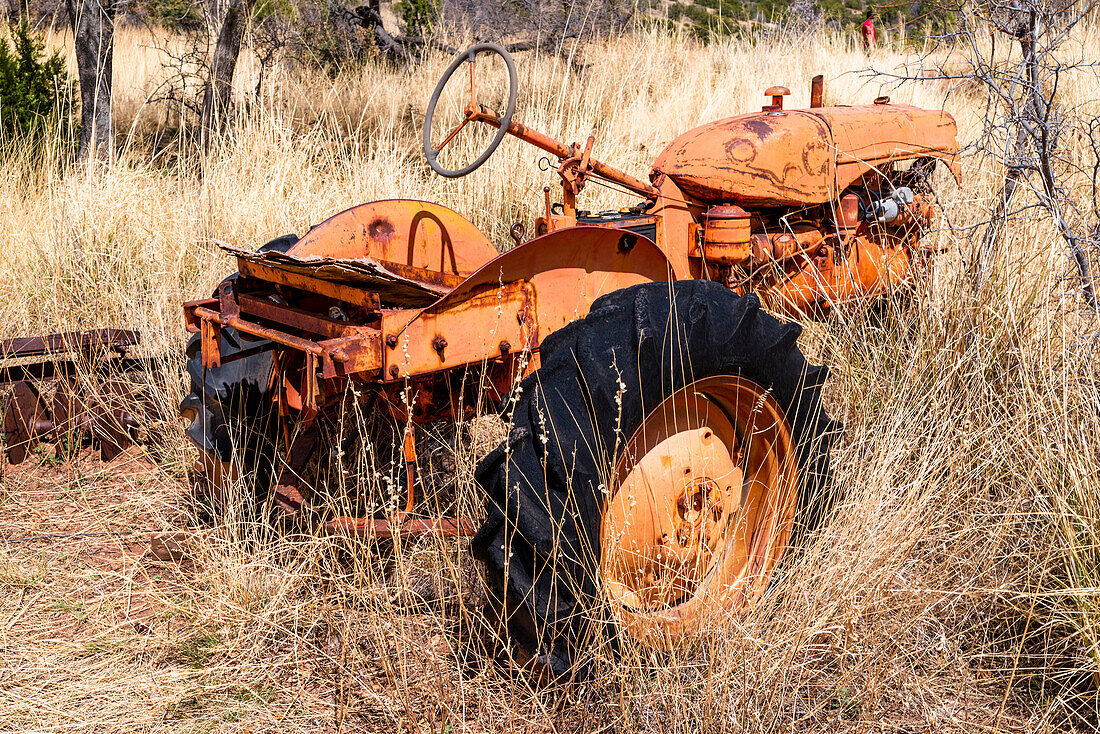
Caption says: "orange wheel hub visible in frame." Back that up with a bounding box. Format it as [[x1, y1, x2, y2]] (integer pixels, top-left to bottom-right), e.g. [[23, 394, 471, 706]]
[[600, 375, 799, 646]]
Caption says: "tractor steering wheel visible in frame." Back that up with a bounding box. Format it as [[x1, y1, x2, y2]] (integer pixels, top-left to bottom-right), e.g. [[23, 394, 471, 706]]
[[423, 43, 518, 179]]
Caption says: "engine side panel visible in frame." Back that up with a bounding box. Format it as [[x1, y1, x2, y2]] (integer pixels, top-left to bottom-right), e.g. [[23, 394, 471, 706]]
[[822, 105, 961, 189], [653, 112, 834, 207]]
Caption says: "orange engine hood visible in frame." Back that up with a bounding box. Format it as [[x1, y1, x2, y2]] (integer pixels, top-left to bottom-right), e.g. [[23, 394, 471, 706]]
[[651, 104, 960, 207]]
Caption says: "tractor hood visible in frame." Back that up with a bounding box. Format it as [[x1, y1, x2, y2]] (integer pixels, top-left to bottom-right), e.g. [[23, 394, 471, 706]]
[[652, 104, 960, 207]]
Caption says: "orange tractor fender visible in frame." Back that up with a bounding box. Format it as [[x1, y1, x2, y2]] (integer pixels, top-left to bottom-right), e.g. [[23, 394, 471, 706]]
[[288, 199, 499, 276], [382, 225, 676, 380]]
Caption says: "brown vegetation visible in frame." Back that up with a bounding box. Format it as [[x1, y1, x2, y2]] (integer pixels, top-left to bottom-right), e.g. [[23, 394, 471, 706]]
[[0, 25, 1098, 731]]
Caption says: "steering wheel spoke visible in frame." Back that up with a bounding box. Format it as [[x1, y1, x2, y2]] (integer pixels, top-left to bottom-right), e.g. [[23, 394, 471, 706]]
[[423, 43, 518, 178], [468, 57, 477, 108], [435, 115, 471, 154]]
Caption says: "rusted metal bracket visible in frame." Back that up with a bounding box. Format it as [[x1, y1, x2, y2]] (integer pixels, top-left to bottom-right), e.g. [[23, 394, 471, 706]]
[[0, 330, 140, 360], [323, 515, 478, 539], [272, 422, 321, 517], [399, 425, 417, 519], [269, 416, 477, 540], [185, 300, 382, 417]]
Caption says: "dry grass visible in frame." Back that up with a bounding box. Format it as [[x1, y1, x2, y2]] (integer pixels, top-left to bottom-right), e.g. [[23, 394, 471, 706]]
[[0, 22, 1098, 733]]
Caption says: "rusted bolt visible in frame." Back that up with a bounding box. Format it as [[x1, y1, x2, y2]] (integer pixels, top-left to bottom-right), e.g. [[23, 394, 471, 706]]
[[679, 491, 706, 513], [432, 336, 447, 354], [499, 340, 511, 355], [330, 348, 348, 362], [389, 365, 399, 378], [385, 334, 398, 349]]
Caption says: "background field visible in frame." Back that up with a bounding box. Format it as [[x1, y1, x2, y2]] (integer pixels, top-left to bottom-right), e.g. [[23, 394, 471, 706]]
[[1, 21, 1099, 733]]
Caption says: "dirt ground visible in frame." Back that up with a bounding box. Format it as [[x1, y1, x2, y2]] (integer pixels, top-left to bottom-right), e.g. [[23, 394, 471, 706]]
[[0, 449, 444, 732], [0, 446, 1051, 733]]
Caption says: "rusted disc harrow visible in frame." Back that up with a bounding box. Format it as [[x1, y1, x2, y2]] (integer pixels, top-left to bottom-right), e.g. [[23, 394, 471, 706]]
[[1, 330, 154, 464]]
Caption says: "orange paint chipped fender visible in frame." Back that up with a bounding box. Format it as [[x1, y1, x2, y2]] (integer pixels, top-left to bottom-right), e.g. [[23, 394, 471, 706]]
[[289, 199, 499, 275], [384, 225, 675, 379]]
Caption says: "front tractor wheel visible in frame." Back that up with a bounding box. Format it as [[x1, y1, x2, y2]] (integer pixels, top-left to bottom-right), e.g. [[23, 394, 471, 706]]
[[473, 281, 837, 679]]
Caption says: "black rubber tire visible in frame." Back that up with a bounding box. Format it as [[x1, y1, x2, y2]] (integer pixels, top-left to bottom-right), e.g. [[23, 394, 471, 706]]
[[181, 234, 297, 508], [471, 280, 839, 680]]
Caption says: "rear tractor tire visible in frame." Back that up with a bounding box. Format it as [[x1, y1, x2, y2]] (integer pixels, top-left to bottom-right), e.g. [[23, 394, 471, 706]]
[[179, 234, 299, 514], [473, 280, 838, 679]]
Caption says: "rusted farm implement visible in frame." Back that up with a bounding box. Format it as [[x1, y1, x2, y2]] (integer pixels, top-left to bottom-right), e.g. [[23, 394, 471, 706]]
[[2, 330, 152, 465], [180, 44, 959, 676]]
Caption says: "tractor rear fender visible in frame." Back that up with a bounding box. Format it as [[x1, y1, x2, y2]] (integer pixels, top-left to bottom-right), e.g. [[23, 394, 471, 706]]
[[380, 226, 675, 379], [288, 200, 499, 276]]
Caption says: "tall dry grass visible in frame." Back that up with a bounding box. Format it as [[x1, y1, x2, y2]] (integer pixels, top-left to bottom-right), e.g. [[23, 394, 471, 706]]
[[0, 22, 1098, 732]]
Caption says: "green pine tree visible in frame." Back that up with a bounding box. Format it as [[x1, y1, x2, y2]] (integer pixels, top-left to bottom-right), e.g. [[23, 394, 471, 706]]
[[0, 17, 72, 141]]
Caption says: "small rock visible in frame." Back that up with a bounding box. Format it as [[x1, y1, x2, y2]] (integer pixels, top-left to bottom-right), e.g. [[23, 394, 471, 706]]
[[148, 532, 189, 562]]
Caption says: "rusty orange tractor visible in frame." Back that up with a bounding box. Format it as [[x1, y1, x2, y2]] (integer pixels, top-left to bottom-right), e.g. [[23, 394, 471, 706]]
[[181, 44, 959, 677]]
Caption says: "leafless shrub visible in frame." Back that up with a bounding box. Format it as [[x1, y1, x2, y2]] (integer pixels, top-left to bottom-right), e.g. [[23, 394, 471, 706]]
[[139, 25, 210, 147], [877, 0, 1100, 312], [777, 0, 826, 39]]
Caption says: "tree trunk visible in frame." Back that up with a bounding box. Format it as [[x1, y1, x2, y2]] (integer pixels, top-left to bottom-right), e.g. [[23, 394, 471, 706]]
[[200, 0, 252, 144], [68, 0, 114, 162]]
